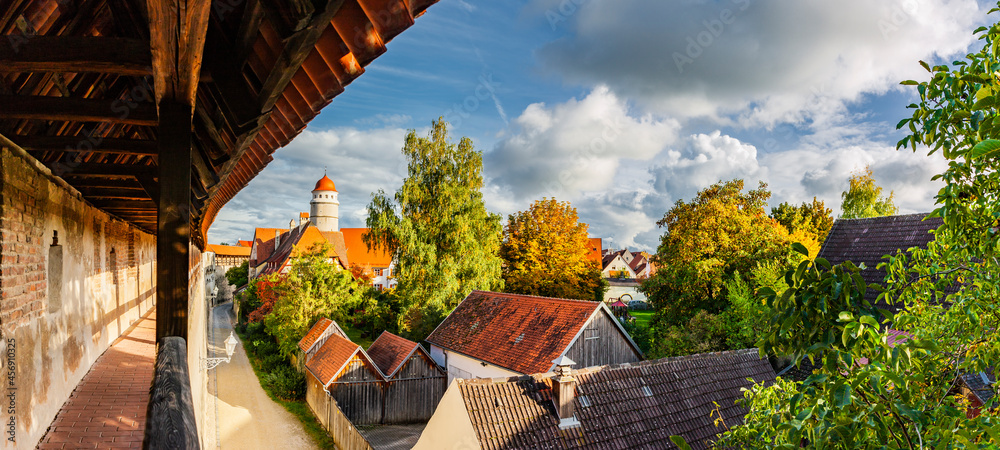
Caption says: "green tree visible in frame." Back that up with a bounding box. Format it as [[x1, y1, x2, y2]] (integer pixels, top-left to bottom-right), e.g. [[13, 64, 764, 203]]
[[641, 179, 794, 328], [365, 119, 503, 340], [715, 7, 1000, 447], [500, 198, 606, 301], [771, 197, 835, 245], [840, 166, 898, 219], [226, 260, 249, 287], [265, 242, 364, 358]]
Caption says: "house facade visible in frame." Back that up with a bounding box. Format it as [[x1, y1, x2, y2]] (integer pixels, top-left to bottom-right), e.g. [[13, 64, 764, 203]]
[[426, 291, 643, 382], [205, 243, 250, 272]]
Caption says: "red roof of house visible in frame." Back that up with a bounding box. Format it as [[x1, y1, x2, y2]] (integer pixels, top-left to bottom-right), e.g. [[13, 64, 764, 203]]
[[258, 226, 349, 276], [237, 240, 253, 248], [251, 227, 289, 265], [367, 331, 420, 377], [298, 318, 333, 353], [206, 244, 251, 257], [306, 333, 361, 386], [426, 291, 602, 374], [587, 238, 603, 263], [341, 228, 393, 268], [314, 175, 338, 192]]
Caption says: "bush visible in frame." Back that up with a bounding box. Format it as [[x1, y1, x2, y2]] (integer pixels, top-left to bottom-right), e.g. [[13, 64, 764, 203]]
[[263, 365, 306, 400], [622, 319, 652, 353]]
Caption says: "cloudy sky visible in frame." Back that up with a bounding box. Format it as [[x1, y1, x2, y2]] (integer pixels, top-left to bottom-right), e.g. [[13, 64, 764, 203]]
[[208, 0, 989, 251]]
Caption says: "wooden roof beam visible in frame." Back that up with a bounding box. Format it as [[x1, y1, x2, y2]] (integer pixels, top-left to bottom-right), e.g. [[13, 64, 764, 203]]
[[0, 37, 153, 76], [0, 95, 158, 126], [147, 0, 211, 107], [52, 162, 155, 178], [12, 135, 158, 156]]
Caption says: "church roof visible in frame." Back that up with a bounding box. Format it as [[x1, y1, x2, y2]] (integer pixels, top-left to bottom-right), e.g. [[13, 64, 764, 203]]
[[314, 175, 338, 192]]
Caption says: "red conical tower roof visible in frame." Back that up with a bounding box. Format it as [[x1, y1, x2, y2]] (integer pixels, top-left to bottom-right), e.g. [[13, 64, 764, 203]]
[[313, 174, 337, 192]]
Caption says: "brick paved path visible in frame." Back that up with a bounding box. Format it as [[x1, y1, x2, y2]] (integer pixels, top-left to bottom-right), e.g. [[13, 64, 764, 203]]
[[37, 309, 156, 449]]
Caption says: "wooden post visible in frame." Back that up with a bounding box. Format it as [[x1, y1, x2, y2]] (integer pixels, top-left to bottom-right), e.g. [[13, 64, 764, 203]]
[[156, 101, 192, 341]]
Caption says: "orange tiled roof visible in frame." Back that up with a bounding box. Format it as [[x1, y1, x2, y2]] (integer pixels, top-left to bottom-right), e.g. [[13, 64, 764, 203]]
[[237, 240, 253, 248], [306, 333, 361, 386], [341, 228, 392, 268], [367, 331, 420, 377], [298, 318, 333, 353], [299, 212, 310, 220], [251, 227, 289, 265], [426, 291, 601, 374], [258, 226, 350, 276], [587, 238, 603, 263], [206, 244, 251, 257]]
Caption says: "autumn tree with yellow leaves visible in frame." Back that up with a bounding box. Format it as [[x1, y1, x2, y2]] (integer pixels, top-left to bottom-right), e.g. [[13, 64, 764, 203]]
[[499, 198, 607, 302]]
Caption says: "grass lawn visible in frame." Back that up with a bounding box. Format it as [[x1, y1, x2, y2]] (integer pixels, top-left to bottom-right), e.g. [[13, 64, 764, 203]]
[[629, 310, 654, 328], [341, 323, 375, 349]]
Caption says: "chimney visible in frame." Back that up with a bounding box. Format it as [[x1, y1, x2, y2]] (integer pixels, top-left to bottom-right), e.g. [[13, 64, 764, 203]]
[[289, 219, 295, 229], [274, 230, 280, 248], [299, 212, 309, 227], [551, 356, 580, 429]]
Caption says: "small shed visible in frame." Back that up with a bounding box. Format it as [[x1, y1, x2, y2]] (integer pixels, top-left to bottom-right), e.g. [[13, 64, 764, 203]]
[[305, 333, 384, 425], [294, 318, 348, 372], [367, 331, 446, 423]]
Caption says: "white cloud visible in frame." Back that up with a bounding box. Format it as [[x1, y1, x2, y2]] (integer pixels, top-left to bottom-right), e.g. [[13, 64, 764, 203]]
[[533, 0, 981, 127], [484, 86, 680, 201]]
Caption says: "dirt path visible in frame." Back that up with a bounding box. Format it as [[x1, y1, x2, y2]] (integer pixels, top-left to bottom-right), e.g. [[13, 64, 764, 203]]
[[205, 303, 317, 450]]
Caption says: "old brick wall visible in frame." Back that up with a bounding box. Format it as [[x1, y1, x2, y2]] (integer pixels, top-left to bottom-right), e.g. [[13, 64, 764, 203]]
[[0, 145, 156, 448]]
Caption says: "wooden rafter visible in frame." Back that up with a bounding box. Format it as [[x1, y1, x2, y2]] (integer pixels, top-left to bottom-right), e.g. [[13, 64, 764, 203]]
[[13, 135, 158, 156], [0, 95, 158, 126], [0, 36, 152, 75], [146, 0, 211, 107]]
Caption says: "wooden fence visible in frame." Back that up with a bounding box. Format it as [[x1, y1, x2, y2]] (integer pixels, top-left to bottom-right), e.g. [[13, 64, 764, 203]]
[[307, 376, 373, 450]]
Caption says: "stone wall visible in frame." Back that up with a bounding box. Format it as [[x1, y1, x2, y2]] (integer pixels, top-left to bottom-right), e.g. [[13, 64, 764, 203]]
[[0, 145, 156, 448]]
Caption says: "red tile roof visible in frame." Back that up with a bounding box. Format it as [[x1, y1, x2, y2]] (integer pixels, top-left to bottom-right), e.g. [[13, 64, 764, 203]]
[[237, 240, 253, 248], [587, 238, 602, 263], [206, 244, 251, 257], [341, 228, 393, 268], [258, 226, 350, 276], [306, 333, 362, 386], [299, 318, 334, 353], [251, 227, 289, 266], [456, 348, 775, 450], [426, 291, 602, 374], [367, 331, 420, 377]]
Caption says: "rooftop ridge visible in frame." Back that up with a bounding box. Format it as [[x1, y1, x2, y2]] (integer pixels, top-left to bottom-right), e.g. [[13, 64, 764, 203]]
[[468, 289, 604, 307]]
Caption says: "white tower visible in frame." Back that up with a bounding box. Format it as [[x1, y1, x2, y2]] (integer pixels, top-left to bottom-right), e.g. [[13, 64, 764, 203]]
[[310, 174, 339, 232]]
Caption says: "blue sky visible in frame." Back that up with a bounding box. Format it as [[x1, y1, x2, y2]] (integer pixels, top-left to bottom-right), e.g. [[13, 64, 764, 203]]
[[209, 0, 990, 251]]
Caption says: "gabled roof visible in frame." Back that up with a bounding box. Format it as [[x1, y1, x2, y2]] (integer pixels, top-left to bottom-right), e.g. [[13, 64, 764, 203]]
[[305, 333, 364, 386], [206, 244, 251, 257], [298, 318, 334, 353], [818, 213, 942, 312], [367, 331, 422, 377], [251, 227, 290, 265], [426, 291, 612, 374], [258, 226, 349, 276], [455, 348, 775, 450], [341, 228, 393, 267], [237, 240, 253, 248]]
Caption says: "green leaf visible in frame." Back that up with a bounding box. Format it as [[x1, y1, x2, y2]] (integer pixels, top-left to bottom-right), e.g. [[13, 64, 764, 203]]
[[669, 435, 693, 450], [976, 86, 994, 102], [833, 383, 852, 408], [919, 60, 931, 72], [860, 315, 879, 327], [971, 139, 1000, 159], [791, 242, 809, 256], [838, 311, 854, 322], [900, 80, 919, 86]]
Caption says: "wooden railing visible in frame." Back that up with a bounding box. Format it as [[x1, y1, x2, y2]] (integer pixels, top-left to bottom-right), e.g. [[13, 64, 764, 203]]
[[144, 337, 200, 449]]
